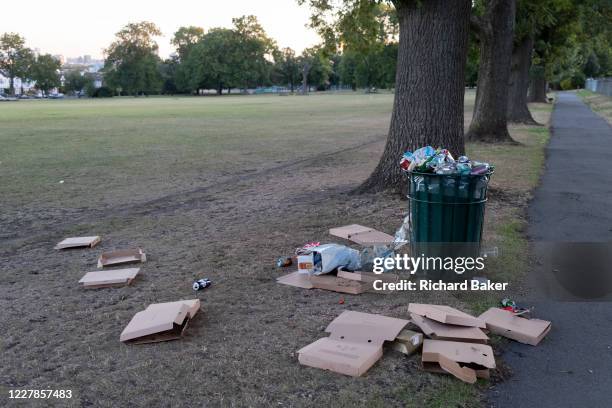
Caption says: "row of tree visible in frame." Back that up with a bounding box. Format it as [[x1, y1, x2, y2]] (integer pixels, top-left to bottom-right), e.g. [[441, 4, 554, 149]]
[[100, 16, 398, 96], [0, 33, 64, 96], [297, 0, 612, 192]]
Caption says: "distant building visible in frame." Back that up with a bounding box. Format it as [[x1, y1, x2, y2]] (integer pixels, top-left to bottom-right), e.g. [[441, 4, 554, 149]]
[[0, 75, 36, 94]]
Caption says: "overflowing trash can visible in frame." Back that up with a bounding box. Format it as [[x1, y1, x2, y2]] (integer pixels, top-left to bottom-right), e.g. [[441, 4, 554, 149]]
[[400, 146, 493, 266]]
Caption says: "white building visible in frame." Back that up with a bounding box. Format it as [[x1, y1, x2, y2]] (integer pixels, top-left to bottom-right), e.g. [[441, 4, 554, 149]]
[[0, 75, 36, 94]]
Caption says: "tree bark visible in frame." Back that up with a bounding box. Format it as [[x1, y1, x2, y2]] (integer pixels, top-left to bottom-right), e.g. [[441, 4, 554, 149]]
[[507, 32, 538, 124], [466, 0, 516, 143], [528, 65, 547, 102], [358, 0, 471, 193], [9, 76, 15, 96]]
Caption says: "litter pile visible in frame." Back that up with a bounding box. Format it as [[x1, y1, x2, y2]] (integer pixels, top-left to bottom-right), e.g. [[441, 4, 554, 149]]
[[56, 235, 202, 343], [276, 224, 401, 294], [400, 146, 493, 176], [297, 303, 551, 383]]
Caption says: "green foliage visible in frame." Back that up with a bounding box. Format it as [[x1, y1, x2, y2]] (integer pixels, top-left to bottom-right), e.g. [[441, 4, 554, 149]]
[[90, 86, 114, 97], [299, 46, 333, 90], [560, 77, 574, 90], [63, 70, 94, 95], [31, 54, 61, 95], [0, 32, 35, 94], [177, 16, 276, 93], [339, 43, 397, 89], [103, 21, 163, 95], [273, 47, 301, 91], [171, 26, 205, 61]]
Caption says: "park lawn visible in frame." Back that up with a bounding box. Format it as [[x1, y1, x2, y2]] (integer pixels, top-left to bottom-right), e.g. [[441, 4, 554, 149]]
[[0, 91, 550, 407]]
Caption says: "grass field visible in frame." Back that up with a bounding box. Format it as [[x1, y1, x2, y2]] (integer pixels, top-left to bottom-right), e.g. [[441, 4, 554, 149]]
[[0, 92, 551, 407]]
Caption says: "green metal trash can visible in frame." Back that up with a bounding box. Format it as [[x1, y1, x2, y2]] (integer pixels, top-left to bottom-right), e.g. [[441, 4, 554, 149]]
[[408, 170, 493, 262]]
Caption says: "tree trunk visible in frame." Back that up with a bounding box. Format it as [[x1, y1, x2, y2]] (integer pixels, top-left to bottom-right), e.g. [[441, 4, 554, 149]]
[[466, 0, 516, 143], [301, 63, 310, 95], [217, 82, 223, 95], [9, 76, 15, 96], [507, 32, 538, 124], [358, 0, 471, 193], [528, 65, 547, 102]]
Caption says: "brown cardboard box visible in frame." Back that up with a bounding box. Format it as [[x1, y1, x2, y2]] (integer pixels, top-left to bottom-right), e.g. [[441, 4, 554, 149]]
[[276, 271, 314, 289], [78, 268, 140, 289], [55, 236, 100, 250], [329, 224, 394, 246], [120, 299, 200, 344], [408, 303, 486, 328], [98, 248, 146, 268], [337, 268, 399, 284], [422, 339, 496, 384], [410, 313, 489, 344], [479, 307, 551, 346], [309, 275, 370, 295], [298, 311, 409, 376], [390, 329, 424, 355]]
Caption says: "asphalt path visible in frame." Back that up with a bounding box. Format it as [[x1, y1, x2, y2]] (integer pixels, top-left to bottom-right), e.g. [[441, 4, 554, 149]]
[[488, 92, 612, 408]]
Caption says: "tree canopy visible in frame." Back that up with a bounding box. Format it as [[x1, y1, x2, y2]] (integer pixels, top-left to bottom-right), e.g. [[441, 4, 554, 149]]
[[103, 21, 163, 95]]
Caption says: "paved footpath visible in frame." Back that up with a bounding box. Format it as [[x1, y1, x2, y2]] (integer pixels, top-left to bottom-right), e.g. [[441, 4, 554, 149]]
[[488, 92, 612, 408]]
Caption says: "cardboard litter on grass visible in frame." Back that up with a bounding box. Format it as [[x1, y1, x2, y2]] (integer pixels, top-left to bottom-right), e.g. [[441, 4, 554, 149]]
[[55, 236, 100, 250], [479, 307, 551, 346], [337, 268, 399, 284], [410, 313, 489, 344], [329, 224, 395, 246], [98, 248, 146, 268], [298, 310, 409, 376], [120, 299, 200, 344], [276, 269, 398, 294], [78, 268, 140, 289], [309, 274, 370, 295], [422, 339, 496, 384], [276, 271, 314, 289], [408, 303, 486, 328]]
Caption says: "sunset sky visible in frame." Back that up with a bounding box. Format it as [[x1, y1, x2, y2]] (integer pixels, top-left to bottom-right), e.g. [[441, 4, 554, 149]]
[[3, 0, 320, 59]]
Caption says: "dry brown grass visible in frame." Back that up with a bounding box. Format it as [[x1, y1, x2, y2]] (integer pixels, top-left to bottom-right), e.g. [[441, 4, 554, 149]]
[[0, 92, 551, 407]]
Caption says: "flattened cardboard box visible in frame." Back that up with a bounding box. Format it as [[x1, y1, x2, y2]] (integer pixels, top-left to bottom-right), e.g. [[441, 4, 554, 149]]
[[408, 303, 486, 328], [120, 299, 200, 344], [479, 307, 551, 346], [276, 271, 314, 289], [55, 236, 101, 250], [410, 313, 489, 344], [309, 275, 370, 295], [329, 224, 394, 246], [422, 339, 495, 384], [337, 268, 399, 284], [298, 310, 408, 376], [79, 268, 140, 289], [98, 248, 146, 268]]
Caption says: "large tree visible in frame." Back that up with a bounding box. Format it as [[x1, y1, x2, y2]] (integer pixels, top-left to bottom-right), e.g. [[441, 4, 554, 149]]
[[466, 0, 517, 143], [302, 0, 472, 192], [103, 21, 163, 95], [275, 47, 301, 92], [171, 26, 205, 61], [0, 33, 33, 95], [31, 54, 61, 96], [178, 16, 275, 94], [63, 69, 94, 95]]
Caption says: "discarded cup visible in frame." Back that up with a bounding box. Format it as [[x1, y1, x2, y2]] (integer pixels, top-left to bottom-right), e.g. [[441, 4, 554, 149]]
[[193, 278, 212, 291]]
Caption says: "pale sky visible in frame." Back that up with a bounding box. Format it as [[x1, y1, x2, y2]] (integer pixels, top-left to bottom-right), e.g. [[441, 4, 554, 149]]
[[2, 0, 320, 59]]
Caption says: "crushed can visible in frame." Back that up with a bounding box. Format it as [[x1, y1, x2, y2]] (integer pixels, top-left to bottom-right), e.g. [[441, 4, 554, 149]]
[[193, 278, 212, 291]]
